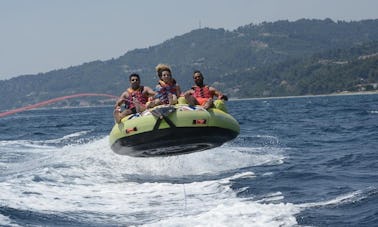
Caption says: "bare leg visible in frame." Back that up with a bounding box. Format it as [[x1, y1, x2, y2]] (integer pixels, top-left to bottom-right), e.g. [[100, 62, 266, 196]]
[[146, 101, 153, 109], [133, 97, 141, 113], [113, 108, 132, 123], [184, 93, 198, 106], [168, 94, 178, 105], [168, 93, 173, 105], [113, 108, 122, 123], [139, 104, 147, 112], [202, 98, 214, 109], [146, 99, 161, 108]]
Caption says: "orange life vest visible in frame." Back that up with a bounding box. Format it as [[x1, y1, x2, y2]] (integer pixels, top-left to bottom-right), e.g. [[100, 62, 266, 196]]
[[192, 85, 213, 99], [124, 86, 148, 109]]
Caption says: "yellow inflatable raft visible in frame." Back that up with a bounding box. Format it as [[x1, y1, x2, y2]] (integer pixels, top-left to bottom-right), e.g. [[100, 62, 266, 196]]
[[109, 104, 240, 157]]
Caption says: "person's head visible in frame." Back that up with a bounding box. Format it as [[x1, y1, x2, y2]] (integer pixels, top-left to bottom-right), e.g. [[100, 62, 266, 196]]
[[193, 70, 204, 86], [156, 64, 172, 83], [129, 73, 140, 90]]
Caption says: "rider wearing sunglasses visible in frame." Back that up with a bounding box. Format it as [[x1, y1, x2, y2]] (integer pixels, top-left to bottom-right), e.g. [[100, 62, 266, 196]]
[[113, 73, 155, 123]]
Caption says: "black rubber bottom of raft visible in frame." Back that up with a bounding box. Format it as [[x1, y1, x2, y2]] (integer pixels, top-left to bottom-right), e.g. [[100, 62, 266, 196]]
[[111, 127, 238, 157]]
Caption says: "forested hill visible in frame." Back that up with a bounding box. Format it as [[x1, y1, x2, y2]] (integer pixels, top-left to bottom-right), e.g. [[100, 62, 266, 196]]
[[221, 40, 378, 98], [1, 18, 378, 111]]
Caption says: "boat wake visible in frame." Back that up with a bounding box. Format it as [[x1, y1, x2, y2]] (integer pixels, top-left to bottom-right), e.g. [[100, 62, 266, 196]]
[[0, 132, 376, 226], [0, 134, 293, 225], [2, 134, 373, 226]]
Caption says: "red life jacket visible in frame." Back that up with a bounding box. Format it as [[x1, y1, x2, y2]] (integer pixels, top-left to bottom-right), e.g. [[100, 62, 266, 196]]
[[124, 86, 148, 109], [155, 80, 177, 104], [192, 85, 213, 99]]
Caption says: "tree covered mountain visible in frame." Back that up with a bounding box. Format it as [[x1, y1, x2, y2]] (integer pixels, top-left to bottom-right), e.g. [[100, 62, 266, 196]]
[[1, 18, 378, 111], [220, 40, 378, 98]]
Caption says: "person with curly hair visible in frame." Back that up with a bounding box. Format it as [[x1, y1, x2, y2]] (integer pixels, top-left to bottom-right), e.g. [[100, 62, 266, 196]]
[[147, 64, 181, 108]]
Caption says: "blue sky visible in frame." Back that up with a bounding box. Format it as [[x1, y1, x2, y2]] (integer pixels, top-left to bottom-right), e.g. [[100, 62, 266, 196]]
[[1, 0, 378, 80]]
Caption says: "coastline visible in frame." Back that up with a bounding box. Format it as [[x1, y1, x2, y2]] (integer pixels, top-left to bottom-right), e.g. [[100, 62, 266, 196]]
[[1, 91, 377, 114], [232, 90, 378, 101]]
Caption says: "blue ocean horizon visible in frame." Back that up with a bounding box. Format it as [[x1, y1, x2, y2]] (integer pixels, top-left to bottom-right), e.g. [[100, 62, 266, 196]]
[[1, 94, 377, 226]]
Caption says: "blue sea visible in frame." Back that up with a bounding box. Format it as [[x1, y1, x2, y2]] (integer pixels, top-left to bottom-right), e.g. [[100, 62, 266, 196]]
[[0, 94, 377, 226]]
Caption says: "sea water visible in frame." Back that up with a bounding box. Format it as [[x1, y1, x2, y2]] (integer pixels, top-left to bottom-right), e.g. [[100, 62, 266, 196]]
[[0, 94, 377, 226]]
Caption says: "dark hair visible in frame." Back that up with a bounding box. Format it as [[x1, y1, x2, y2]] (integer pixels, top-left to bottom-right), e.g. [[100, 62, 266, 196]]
[[129, 73, 140, 81], [193, 70, 203, 77], [157, 68, 171, 78]]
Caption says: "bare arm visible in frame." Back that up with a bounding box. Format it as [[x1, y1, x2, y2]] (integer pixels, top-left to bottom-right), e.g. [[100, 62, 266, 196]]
[[143, 86, 156, 97], [114, 91, 128, 108], [209, 87, 222, 98], [209, 87, 227, 100], [183, 88, 194, 96], [175, 84, 182, 97]]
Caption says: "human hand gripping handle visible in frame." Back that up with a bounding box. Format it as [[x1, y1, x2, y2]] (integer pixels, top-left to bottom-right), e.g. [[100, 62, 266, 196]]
[[219, 95, 228, 101], [114, 105, 122, 113]]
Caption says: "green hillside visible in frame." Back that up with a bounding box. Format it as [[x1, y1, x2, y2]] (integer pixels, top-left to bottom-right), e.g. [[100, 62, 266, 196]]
[[1, 18, 378, 111]]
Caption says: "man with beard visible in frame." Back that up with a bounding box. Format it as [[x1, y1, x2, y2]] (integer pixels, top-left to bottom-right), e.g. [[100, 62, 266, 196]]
[[113, 73, 155, 123], [183, 70, 228, 111]]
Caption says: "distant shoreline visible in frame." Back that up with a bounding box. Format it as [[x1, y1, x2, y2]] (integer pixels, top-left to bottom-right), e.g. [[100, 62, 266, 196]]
[[1, 91, 377, 113], [232, 91, 378, 101]]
